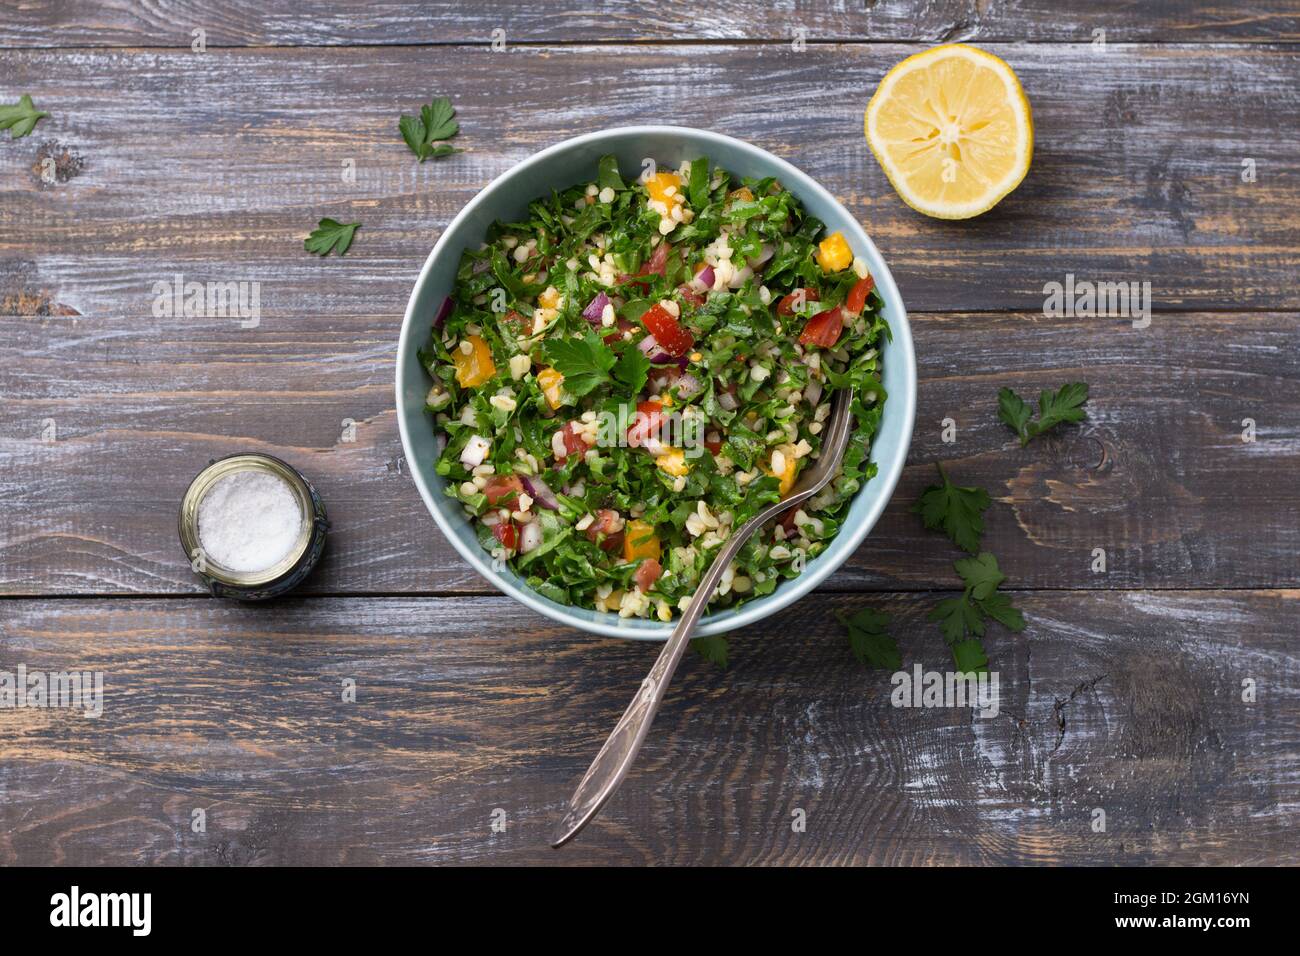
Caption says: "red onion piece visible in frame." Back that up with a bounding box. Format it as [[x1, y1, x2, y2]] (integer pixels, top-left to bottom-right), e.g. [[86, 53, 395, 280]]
[[690, 264, 715, 292], [433, 296, 453, 329], [676, 372, 702, 398], [637, 333, 659, 356], [752, 243, 775, 269], [717, 390, 739, 412], [519, 521, 543, 554], [520, 474, 559, 510], [582, 291, 611, 324]]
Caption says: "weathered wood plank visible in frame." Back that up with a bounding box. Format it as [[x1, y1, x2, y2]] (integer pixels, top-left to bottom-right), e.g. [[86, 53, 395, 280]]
[[1, 44, 1297, 315], [1, 0, 1297, 47], [0, 591, 1294, 865], [3, 310, 1297, 595]]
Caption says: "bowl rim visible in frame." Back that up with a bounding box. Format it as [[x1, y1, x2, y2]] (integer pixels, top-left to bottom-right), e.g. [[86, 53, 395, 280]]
[[396, 124, 915, 640]]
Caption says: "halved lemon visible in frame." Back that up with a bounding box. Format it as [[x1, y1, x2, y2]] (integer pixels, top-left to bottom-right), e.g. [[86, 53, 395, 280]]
[[865, 44, 1033, 220]]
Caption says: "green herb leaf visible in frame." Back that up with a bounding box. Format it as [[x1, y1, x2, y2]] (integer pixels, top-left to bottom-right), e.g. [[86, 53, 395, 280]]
[[399, 96, 460, 162], [837, 608, 902, 670], [597, 154, 623, 191], [542, 331, 617, 397], [687, 156, 711, 208], [997, 387, 1034, 445], [950, 638, 989, 675], [976, 590, 1026, 632], [691, 634, 729, 667], [912, 465, 991, 555], [0, 95, 49, 139], [612, 346, 650, 395], [929, 595, 985, 644], [999, 382, 1089, 445], [953, 552, 1005, 601], [1033, 381, 1089, 437], [304, 218, 361, 257]]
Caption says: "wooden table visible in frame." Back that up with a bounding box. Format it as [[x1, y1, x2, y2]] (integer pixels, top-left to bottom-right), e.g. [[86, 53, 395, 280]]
[[2, 2, 1297, 866]]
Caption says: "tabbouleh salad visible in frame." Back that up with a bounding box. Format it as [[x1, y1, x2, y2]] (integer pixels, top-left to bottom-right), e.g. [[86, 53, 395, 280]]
[[421, 154, 888, 622]]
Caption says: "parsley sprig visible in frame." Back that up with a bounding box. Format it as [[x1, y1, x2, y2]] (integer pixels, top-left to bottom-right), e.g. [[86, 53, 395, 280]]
[[399, 96, 460, 162], [929, 552, 1026, 672], [998, 382, 1089, 445], [912, 464, 990, 555], [543, 331, 649, 397], [0, 95, 48, 139], [304, 218, 360, 257]]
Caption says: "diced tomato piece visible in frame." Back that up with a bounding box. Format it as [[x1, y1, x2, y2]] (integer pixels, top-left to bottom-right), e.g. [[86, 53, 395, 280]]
[[555, 422, 592, 461], [677, 285, 706, 308], [634, 558, 662, 592], [777, 288, 819, 316], [845, 275, 875, 315], [640, 303, 694, 356], [798, 306, 844, 348], [502, 309, 528, 329], [626, 400, 665, 448], [585, 509, 624, 553], [483, 475, 523, 506], [704, 431, 723, 456], [778, 507, 800, 535], [492, 520, 517, 551]]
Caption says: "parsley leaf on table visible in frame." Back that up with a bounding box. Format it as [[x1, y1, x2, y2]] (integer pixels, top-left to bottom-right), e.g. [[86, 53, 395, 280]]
[[950, 639, 990, 674], [929, 551, 1026, 672], [912, 464, 991, 555], [954, 552, 1005, 601], [542, 331, 617, 397], [304, 218, 361, 257], [930, 595, 986, 643], [998, 382, 1089, 445], [976, 590, 1027, 632], [0, 95, 49, 139], [691, 635, 728, 667], [837, 607, 902, 670], [400, 96, 460, 162]]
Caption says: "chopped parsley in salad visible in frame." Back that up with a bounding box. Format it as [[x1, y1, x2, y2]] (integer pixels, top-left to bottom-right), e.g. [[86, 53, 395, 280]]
[[421, 155, 888, 622]]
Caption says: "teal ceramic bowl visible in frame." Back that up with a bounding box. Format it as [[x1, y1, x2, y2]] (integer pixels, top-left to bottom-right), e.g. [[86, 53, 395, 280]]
[[397, 126, 915, 640]]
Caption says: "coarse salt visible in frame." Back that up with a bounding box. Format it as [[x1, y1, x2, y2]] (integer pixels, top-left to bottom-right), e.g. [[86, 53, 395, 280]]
[[197, 470, 303, 572]]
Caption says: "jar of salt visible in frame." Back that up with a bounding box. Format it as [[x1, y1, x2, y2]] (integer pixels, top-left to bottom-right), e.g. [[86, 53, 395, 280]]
[[178, 454, 327, 599]]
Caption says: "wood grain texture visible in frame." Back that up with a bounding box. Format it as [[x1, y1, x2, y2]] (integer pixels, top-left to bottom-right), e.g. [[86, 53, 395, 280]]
[[0, 591, 1294, 865], [3, 310, 1297, 595], [0, 44, 1297, 316], [1, 0, 1297, 47]]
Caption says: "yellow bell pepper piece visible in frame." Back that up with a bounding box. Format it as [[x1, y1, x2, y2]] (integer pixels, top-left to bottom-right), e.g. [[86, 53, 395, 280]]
[[646, 171, 684, 208], [538, 286, 562, 310], [816, 231, 853, 273], [452, 335, 496, 388], [623, 518, 661, 563], [727, 186, 754, 202], [537, 367, 565, 409], [655, 448, 689, 477], [764, 449, 799, 497]]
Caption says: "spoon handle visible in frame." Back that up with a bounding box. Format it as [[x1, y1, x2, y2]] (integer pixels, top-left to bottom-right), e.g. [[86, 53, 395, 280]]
[[549, 516, 752, 848]]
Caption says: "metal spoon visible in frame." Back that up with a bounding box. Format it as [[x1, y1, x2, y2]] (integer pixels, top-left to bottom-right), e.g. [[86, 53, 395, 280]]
[[551, 387, 856, 847]]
